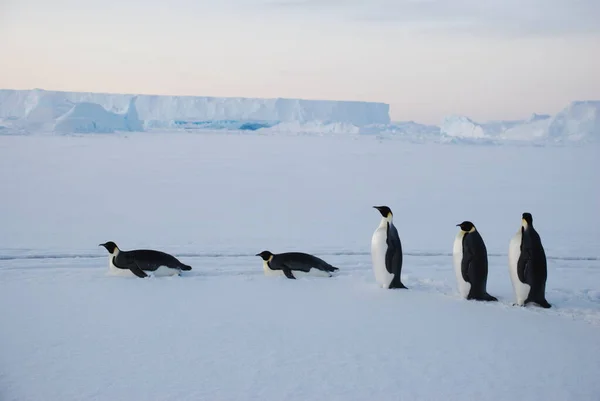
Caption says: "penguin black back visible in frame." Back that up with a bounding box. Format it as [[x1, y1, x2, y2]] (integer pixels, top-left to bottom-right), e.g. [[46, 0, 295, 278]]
[[458, 222, 497, 302], [518, 213, 551, 308]]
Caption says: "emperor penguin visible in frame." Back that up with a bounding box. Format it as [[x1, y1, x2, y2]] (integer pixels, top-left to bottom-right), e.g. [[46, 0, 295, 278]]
[[452, 221, 498, 302], [99, 241, 192, 278], [255, 251, 339, 279], [370, 205, 407, 289], [508, 213, 551, 308]]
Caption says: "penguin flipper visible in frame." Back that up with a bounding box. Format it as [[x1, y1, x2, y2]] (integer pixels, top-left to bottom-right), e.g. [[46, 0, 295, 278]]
[[460, 233, 473, 282], [517, 253, 529, 283], [385, 223, 403, 275], [282, 267, 296, 280], [460, 254, 471, 283], [113, 255, 148, 278], [129, 262, 149, 278]]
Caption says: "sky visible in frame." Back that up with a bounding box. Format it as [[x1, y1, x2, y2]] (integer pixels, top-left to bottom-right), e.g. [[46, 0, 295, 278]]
[[1, 0, 599, 124]]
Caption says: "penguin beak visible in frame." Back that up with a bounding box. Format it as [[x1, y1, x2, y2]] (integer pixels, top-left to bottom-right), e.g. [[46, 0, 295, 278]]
[[255, 253, 260, 256], [456, 224, 460, 227]]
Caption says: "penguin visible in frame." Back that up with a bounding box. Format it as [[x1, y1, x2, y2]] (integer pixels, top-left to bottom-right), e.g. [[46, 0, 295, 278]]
[[99, 241, 192, 278], [452, 221, 498, 302], [255, 251, 339, 279], [508, 213, 551, 308], [370, 205, 407, 289]]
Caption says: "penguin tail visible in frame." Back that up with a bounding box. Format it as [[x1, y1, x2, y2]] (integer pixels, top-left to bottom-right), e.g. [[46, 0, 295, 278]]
[[468, 292, 498, 302], [179, 263, 192, 271], [388, 276, 408, 289], [528, 299, 552, 309], [481, 293, 498, 302]]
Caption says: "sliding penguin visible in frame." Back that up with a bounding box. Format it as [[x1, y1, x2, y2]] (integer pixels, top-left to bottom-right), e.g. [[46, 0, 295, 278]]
[[370, 205, 407, 289], [255, 251, 339, 279], [99, 241, 192, 278], [508, 213, 551, 308], [452, 221, 498, 302]]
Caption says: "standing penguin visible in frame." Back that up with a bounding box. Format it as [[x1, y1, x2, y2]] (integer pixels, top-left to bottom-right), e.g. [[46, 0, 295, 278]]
[[99, 241, 192, 278], [370, 205, 407, 289], [452, 221, 498, 302], [508, 213, 551, 308]]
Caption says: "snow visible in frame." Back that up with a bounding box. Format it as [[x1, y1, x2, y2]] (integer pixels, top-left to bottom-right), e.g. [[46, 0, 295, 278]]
[[1, 132, 600, 401]]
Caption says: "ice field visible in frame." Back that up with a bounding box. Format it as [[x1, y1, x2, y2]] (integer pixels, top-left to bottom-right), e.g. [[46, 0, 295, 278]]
[[1, 132, 599, 401]]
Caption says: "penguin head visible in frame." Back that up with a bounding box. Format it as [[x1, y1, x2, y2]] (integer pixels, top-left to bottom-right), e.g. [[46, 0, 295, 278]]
[[99, 241, 119, 254], [255, 251, 274, 261], [373, 206, 393, 219], [522, 212, 533, 228], [456, 221, 476, 233]]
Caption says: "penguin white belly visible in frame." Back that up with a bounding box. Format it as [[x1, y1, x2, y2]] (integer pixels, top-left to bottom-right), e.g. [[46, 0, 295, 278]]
[[108, 258, 179, 277], [452, 232, 471, 299], [371, 227, 394, 288], [148, 265, 181, 277], [263, 262, 284, 277], [508, 230, 531, 305], [292, 268, 332, 278]]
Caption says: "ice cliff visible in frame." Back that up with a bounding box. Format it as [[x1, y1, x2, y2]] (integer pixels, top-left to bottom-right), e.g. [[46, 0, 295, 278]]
[[0, 89, 390, 133]]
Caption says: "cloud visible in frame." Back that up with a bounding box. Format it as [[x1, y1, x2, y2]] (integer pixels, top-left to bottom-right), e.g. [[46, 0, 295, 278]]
[[261, 0, 600, 37]]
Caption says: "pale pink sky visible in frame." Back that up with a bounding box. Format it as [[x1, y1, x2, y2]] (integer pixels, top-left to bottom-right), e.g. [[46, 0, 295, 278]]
[[1, 0, 599, 124]]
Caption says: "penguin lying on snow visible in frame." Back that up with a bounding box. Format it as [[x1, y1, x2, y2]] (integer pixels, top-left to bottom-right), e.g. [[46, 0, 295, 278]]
[[99, 241, 192, 278], [453, 221, 498, 302], [508, 213, 551, 308], [255, 251, 339, 279], [370, 205, 407, 289]]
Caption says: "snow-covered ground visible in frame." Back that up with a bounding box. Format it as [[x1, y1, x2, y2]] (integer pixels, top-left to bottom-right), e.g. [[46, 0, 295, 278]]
[[1, 132, 599, 401]]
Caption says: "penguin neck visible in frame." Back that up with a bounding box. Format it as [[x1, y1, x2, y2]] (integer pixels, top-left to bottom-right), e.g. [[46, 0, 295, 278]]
[[458, 226, 476, 237], [378, 213, 393, 228], [110, 248, 120, 258], [262, 255, 273, 272]]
